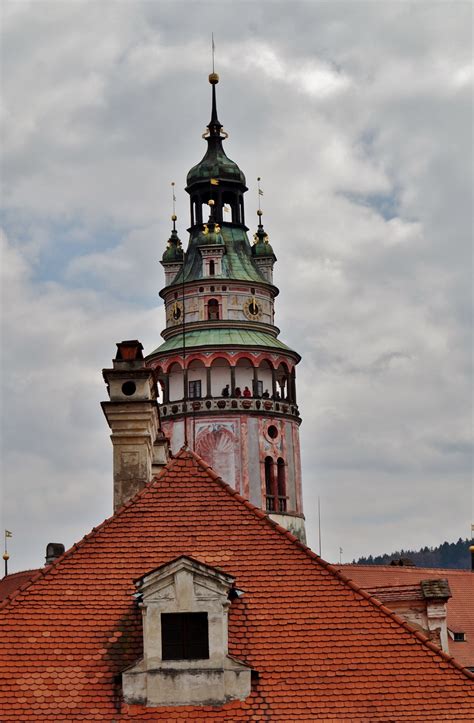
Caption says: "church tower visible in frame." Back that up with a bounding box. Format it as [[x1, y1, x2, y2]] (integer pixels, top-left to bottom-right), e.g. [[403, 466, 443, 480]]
[[146, 73, 305, 541]]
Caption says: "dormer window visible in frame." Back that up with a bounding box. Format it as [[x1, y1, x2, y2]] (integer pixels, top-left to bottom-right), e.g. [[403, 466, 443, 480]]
[[122, 556, 251, 708]]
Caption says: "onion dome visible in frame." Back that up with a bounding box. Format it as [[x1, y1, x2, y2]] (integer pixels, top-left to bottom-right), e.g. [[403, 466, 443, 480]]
[[162, 215, 184, 262], [186, 74, 246, 187], [252, 210, 275, 257]]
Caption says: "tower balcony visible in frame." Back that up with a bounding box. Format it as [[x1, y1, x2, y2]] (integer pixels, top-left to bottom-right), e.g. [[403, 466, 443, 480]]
[[159, 395, 301, 422]]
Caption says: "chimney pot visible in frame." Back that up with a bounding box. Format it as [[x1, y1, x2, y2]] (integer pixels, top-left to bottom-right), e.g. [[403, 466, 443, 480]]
[[115, 340, 144, 362], [45, 542, 65, 565]]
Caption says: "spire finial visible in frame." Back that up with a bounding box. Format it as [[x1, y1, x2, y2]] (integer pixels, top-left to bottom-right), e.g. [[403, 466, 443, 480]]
[[211, 32, 215, 75], [171, 182, 177, 230], [257, 177, 264, 221]]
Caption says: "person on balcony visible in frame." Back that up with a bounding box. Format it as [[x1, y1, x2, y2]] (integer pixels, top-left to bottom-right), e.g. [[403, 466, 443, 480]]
[[243, 386, 252, 398], [222, 384, 230, 397], [262, 389, 270, 398], [234, 386, 242, 397]]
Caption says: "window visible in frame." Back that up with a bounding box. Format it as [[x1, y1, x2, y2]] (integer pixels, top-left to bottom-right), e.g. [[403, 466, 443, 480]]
[[277, 458, 287, 512], [209, 260, 215, 276], [267, 425, 278, 439], [188, 380, 202, 399], [265, 456, 274, 511], [161, 612, 209, 660], [453, 632, 466, 642], [208, 299, 219, 320]]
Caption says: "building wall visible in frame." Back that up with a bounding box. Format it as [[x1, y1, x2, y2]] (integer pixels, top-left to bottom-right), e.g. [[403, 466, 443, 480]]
[[161, 413, 303, 517]]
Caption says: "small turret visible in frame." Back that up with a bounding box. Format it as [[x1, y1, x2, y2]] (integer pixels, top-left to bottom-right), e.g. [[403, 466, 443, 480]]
[[161, 214, 184, 285], [251, 205, 276, 283]]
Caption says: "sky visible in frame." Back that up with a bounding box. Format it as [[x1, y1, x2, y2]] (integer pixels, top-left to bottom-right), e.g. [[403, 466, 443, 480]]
[[1, 0, 472, 573]]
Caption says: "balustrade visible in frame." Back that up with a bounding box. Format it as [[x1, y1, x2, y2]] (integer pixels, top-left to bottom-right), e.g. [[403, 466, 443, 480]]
[[160, 395, 299, 420]]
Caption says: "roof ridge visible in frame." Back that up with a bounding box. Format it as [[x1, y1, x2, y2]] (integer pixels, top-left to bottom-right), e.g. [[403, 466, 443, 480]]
[[181, 449, 474, 681], [0, 454, 184, 611], [2, 448, 473, 682], [340, 564, 471, 573]]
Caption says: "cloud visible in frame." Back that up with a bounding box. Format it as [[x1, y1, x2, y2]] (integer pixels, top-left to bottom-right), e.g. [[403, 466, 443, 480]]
[[1, 1, 472, 571]]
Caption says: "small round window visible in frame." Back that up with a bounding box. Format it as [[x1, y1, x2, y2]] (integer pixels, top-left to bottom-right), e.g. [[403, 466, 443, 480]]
[[122, 381, 136, 396], [267, 425, 278, 439]]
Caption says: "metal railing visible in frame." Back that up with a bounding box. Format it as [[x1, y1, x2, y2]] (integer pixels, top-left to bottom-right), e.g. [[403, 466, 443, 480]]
[[265, 496, 288, 513]]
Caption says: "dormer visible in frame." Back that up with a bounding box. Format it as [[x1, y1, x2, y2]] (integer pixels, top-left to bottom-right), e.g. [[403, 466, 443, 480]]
[[122, 556, 251, 707]]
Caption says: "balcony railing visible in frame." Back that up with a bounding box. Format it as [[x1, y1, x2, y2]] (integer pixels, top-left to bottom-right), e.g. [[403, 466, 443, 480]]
[[266, 496, 288, 513], [160, 396, 300, 420]]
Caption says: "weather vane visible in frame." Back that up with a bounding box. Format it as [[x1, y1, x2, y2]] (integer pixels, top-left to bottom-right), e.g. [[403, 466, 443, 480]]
[[171, 181, 177, 225], [257, 177, 264, 216]]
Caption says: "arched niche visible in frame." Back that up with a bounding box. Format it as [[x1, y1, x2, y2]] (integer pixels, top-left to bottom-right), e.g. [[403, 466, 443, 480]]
[[187, 359, 206, 399], [235, 357, 253, 397], [154, 365, 165, 403], [276, 362, 290, 401], [258, 359, 273, 399], [168, 361, 184, 402], [210, 357, 231, 397], [207, 298, 220, 320]]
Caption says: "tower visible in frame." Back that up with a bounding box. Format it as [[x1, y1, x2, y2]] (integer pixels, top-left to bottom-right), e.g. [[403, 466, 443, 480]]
[[146, 73, 305, 541]]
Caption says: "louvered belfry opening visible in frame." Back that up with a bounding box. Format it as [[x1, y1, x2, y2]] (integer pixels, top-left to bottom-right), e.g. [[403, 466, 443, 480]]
[[161, 612, 209, 661]]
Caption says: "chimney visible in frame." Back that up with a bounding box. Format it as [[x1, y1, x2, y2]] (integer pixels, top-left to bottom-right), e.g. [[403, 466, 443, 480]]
[[102, 340, 170, 511], [45, 542, 65, 565], [469, 544, 474, 572]]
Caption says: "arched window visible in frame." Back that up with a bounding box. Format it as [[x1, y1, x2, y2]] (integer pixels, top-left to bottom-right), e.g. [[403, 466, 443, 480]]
[[207, 299, 219, 320], [209, 260, 215, 276], [265, 457, 274, 512], [277, 458, 287, 512]]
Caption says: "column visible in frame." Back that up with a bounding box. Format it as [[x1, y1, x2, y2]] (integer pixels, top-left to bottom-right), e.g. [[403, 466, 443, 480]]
[[253, 365, 259, 397]]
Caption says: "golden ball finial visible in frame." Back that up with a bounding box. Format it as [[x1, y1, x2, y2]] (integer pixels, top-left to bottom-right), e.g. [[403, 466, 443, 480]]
[[257, 209, 263, 217], [2, 553, 9, 561], [208, 199, 215, 206], [171, 214, 177, 222], [209, 72, 219, 85]]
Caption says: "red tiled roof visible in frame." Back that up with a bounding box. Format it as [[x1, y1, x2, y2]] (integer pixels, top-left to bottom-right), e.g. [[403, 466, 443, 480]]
[[0, 569, 39, 602], [1, 450, 473, 721], [338, 564, 474, 669]]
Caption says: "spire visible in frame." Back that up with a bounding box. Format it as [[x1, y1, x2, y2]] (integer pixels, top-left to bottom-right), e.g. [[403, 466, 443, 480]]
[[208, 72, 223, 138]]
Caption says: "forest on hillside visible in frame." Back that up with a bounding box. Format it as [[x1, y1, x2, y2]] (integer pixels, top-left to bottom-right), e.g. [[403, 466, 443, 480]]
[[355, 537, 473, 569]]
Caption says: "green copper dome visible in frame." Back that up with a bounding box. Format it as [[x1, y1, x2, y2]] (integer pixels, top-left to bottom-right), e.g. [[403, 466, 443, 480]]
[[162, 225, 183, 263], [252, 222, 275, 258], [187, 146, 246, 187]]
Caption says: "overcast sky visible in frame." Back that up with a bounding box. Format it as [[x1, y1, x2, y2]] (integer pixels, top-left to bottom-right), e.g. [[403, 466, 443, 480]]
[[1, 0, 472, 573]]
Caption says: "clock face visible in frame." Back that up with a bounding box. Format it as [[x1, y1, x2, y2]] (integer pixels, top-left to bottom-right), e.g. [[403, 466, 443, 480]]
[[243, 297, 263, 320], [169, 301, 183, 323]]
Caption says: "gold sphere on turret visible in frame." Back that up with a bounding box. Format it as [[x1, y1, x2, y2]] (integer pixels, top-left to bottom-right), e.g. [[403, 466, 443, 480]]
[[208, 199, 215, 206], [2, 553, 9, 561], [171, 214, 177, 222], [209, 72, 219, 85], [257, 209, 263, 217]]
